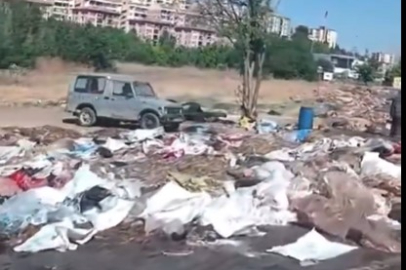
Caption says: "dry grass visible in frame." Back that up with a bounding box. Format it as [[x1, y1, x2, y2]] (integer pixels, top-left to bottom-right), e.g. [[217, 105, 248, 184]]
[[0, 58, 319, 107]]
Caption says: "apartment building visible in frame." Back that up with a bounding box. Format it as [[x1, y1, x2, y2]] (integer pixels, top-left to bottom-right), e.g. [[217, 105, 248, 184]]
[[26, 0, 217, 48], [26, 0, 54, 18], [309, 26, 337, 48], [371, 52, 396, 66], [268, 14, 291, 37], [72, 0, 122, 28]]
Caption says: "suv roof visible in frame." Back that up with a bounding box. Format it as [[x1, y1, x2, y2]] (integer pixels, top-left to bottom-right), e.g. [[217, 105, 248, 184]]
[[75, 72, 145, 83]]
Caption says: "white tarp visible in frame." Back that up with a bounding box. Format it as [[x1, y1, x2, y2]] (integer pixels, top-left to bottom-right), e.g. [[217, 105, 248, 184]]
[[267, 229, 358, 265], [361, 151, 401, 180], [140, 161, 296, 239]]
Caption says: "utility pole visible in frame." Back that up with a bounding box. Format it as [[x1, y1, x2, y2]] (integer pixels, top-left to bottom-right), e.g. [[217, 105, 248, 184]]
[[311, 10, 328, 54]]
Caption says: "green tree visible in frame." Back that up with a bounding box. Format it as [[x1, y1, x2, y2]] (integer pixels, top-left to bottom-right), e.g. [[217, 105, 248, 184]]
[[198, 0, 284, 119], [0, 0, 322, 83], [357, 63, 375, 85], [158, 30, 177, 48], [292, 25, 309, 40], [383, 62, 401, 86]]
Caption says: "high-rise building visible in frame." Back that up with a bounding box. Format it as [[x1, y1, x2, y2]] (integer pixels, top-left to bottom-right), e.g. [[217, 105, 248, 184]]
[[268, 14, 291, 37], [371, 52, 396, 66], [308, 26, 337, 48], [26, 0, 217, 48]]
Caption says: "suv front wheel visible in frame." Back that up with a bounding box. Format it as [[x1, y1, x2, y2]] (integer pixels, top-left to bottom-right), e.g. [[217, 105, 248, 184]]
[[140, 112, 160, 129], [78, 107, 97, 127]]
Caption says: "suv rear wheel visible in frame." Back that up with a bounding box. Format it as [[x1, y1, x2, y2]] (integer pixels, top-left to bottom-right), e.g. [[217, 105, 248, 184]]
[[140, 112, 160, 129], [78, 107, 97, 127]]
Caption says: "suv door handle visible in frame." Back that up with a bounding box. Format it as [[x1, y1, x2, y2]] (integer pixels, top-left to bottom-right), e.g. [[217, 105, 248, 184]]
[[104, 97, 110, 100]]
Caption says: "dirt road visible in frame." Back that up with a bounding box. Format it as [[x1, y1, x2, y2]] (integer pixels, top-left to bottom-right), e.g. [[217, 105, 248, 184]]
[[0, 106, 300, 132], [0, 107, 96, 133]]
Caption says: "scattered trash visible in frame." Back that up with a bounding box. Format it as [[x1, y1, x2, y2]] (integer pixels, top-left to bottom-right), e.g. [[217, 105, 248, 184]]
[[361, 152, 401, 180], [267, 228, 358, 265], [0, 84, 402, 262], [256, 118, 279, 134], [238, 116, 255, 130], [9, 169, 48, 191], [282, 129, 312, 143]]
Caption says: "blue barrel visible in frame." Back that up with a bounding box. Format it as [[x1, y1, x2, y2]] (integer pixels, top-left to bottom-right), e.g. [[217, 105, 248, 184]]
[[298, 106, 314, 130]]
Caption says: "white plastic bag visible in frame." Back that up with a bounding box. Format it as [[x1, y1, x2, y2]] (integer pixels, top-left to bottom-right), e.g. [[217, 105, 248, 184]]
[[200, 162, 296, 238], [267, 229, 358, 264], [361, 152, 401, 180], [139, 182, 211, 233], [0, 187, 66, 234]]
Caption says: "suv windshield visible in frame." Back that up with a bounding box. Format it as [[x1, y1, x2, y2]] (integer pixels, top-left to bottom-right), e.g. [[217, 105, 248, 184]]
[[133, 82, 156, 97]]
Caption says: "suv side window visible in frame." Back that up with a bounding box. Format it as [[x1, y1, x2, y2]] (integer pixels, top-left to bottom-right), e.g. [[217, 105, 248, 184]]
[[74, 77, 88, 93], [74, 76, 106, 94], [112, 81, 134, 97]]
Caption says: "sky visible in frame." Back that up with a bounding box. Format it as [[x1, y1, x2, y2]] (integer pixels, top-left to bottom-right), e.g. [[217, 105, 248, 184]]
[[277, 0, 401, 55]]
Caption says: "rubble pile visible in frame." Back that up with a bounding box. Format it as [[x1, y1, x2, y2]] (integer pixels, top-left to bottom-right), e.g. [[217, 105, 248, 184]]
[[0, 119, 401, 264], [315, 85, 392, 132]]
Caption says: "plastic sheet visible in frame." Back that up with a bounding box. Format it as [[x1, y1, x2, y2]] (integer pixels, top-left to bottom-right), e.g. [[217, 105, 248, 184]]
[[256, 119, 279, 134], [282, 129, 312, 143], [267, 229, 358, 265], [120, 127, 165, 143], [0, 146, 23, 165], [140, 181, 211, 233], [201, 163, 296, 238], [361, 152, 401, 180], [102, 138, 128, 152], [71, 138, 98, 159], [141, 161, 296, 239], [0, 187, 66, 235]]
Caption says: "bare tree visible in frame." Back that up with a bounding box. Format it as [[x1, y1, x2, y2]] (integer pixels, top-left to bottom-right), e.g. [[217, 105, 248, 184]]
[[196, 0, 279, 119]]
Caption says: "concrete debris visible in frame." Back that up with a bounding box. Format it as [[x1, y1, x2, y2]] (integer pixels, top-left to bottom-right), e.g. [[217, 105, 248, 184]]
[[315, 85, 394, 133]]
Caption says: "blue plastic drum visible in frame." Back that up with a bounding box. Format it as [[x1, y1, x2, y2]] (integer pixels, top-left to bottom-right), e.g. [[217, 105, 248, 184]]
[[298, 106, 314, 130]]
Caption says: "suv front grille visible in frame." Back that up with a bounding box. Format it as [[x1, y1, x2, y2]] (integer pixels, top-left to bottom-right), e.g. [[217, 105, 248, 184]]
[[165, 107, 182, 115]]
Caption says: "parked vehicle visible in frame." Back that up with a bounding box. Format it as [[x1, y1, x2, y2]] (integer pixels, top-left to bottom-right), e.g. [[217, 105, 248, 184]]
[[65, 73, 184, 130], [167, 101, 227, 122]]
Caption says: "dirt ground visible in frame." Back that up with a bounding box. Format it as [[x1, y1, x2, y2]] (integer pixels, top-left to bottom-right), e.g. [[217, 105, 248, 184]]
[[0, 57, 324, 130], [2, 226, 401, 270], [0, 58, 320, 106], [0, 106, 92, 132]]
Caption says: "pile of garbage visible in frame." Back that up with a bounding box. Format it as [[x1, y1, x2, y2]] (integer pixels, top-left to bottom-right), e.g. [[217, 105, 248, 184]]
[[0, 123, 401, 265], [314, 85, 392, 132]]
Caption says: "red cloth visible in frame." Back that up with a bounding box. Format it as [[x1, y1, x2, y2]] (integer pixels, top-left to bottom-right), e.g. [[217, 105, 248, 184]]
[[0, 177, 22, 196], [393, 142, 401, 154], [9, 170, 48, 191]]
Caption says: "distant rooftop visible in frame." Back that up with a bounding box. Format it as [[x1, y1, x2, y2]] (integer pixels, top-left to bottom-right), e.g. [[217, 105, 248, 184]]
[[313, 53, 356, 61]]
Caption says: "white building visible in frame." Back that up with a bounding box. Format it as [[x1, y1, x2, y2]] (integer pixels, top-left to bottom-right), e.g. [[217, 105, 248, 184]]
[[371, 52, 396, 66], [308, 26, 337, 48], [268, 14, 291, 37]]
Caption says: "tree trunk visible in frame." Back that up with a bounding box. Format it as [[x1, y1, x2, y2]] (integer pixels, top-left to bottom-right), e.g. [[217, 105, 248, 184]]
[[240, 50, 265, 120]]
